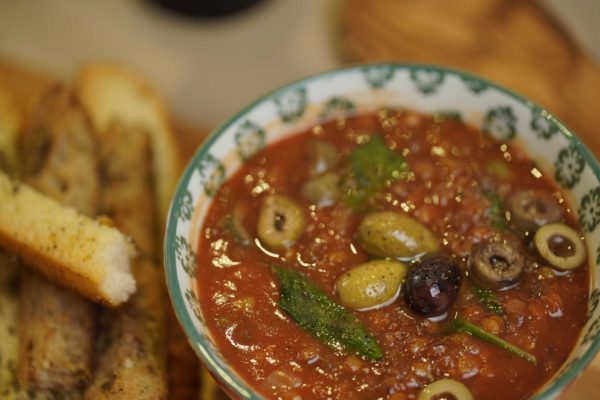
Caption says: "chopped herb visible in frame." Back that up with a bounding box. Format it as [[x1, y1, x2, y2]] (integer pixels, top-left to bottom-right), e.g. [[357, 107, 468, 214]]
[[272, 265, 383, 360], [449, 318, 536, 365], [485, 190, 507, 229], [341, 136, 409, 209], [472, 284, 504, 314]]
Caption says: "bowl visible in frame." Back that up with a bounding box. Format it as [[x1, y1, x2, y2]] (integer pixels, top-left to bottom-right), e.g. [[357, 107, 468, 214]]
[[164, 63, 600, 399]]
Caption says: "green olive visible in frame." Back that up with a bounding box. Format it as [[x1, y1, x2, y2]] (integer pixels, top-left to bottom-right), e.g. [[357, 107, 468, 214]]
[[301, 172, 340, 207], [257, 194, 306, 249], [223, 203, 251, 245], [534, 223, 586, 270], [417, 379, 473, 400], [358, 211, 439, 259], [308, 140, 338, 176], [336, 260, 407, 310]]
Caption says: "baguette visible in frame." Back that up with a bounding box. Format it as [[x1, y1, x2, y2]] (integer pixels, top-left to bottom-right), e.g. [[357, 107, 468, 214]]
[[0, 97, 24, 398], [0, 169, 136, 306], [0, 87, 55, 399], [76, 62, 181, 226], [12, 86, 134, 392], [81, 90, 167, 398], [0, 253, 52, 400], [0, 86, 20, 176], [84, 258, 167, 400], [19, 84, 100, 216], [0, 57, 54, 118], [95, 122, 158, 258]]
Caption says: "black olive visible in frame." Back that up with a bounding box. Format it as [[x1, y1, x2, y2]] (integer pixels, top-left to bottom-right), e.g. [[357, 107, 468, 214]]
[[508, 190, 562, 234], [404, 255, 461, 317], [470, 241, 524, 289]]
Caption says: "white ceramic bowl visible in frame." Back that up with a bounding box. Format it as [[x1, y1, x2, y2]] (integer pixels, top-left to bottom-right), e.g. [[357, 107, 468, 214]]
[[164, 64, 600, 399]]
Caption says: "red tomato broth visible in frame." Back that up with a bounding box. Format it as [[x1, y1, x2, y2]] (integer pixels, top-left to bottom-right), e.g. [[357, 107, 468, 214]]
[[196, 110, 589, 400]]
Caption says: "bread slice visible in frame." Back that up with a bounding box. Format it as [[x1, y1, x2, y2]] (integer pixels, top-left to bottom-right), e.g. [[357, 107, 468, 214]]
[[0, 170, 136, 306], [84, 258, 167, 399], [75, 63, 181, 226], [0, 57, 54, 118], [81, 68, 168, 398], [0, 85, 21, 176]]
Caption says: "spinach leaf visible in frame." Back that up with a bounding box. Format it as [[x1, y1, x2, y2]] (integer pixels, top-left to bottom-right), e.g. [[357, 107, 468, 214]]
[[273, 265, 383, 360], [341, 136, 409, 209]]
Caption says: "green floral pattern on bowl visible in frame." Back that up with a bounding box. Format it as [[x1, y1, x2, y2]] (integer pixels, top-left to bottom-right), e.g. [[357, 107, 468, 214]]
[[409, 67, 445, 94], [234, 120, 265, 161], [556, 145, 586, 189], [320, 96, 355, 120], [164, 64, 600, 400], [484, 105, 518, 140]]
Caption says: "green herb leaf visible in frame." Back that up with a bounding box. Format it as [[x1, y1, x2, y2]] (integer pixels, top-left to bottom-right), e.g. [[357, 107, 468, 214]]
[[449, 318, 536, 365], [485, 190, 507, 230], [472, 284, 504, 314], [341, 136, 409, 209], [272, 265, 383, 360]]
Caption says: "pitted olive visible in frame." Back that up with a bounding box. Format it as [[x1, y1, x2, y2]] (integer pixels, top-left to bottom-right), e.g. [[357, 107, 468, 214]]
[[301, 172, 340, 207], [358, 211, 439, 259], [470, 241, 524, 289], [404, 255, 461, 317], [508, 190, 562, 233], [336, 260, 408, 310], [257, 194, 306, 249], [534, 223, 586, 270], [417, 378, 473, 400]]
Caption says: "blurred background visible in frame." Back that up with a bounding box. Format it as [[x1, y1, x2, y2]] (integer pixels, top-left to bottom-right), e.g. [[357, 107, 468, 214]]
[[0, 0, 597, 398], [0, 0, 598, 137]]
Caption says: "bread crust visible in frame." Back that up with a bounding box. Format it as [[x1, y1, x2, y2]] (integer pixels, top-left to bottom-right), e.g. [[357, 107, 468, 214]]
[[76, 62, 181, 228], [83, 92, 167, 398], [18, 270, 95, 390], [96, 121, 158, 259], [0, 171, 136, 307], [0, 86, 21, 176], [19, 85, 99, 216], [84, 258, 167, 400]]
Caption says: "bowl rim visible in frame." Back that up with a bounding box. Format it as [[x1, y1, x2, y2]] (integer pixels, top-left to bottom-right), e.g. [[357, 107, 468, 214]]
[[164, 62, 600, 400]]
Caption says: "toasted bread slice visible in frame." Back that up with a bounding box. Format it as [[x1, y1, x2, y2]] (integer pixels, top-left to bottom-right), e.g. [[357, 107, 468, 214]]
[[15, 84, 100, 392], [0, 57, 54, 118], [0, 87, 21, 176], [85, 119, 167, 399], [0, 170, 136, 306], [0, 253, 51, 400], [83, 98, 167, 399], [95, 121, 158, 258], [76, 63, 181, 226], [84, 258, 167, 400], [20, 85, 100, 217], [18, 270, 95, 391]]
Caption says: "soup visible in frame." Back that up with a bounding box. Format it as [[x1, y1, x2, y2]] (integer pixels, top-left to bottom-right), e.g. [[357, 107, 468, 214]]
[[196, 110, 589, 400]]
